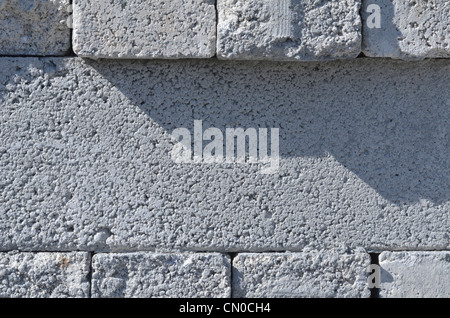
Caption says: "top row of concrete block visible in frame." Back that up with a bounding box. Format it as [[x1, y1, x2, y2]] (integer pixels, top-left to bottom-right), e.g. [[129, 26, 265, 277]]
[[1, 0, 449, 60]]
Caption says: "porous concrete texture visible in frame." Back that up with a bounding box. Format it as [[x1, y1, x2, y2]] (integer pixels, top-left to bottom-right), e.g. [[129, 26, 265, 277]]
[[72, 0, 216, 59], [217, 0, 362, 60], [0, 0, 71, 56], [362, 0, 450, 60], [91, 253, 231, 297], [233, 248, 370, 298], [1, 57, 448, 253], [379, 251, 450, 298], [0, 252, 90, 298]]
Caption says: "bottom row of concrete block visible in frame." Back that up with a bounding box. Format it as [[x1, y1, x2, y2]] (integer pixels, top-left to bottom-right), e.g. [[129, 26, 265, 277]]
[[0, 250, 448, 298]]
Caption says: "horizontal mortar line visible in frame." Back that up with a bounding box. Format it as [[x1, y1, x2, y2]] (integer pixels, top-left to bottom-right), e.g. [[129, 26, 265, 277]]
[[0, 54, 76, 58], [1, 248, 449, 254], [366, 248, 450, 253], [0, 55, 448, 62], [0, 250, 287, 254], [0, 249, 323, 254], [0, 250, 96, 253]]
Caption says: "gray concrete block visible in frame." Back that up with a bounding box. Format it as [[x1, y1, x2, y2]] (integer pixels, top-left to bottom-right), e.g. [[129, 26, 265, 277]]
[[0, 0, 71, 56], [362, 0, 450, 60], [232, 248, 370, 298], [379, 251, 450, 298], [0, 57, 449, 252], [72, 0, 216, 59], [91, 253, 231, 297], [0, 252, 90, 298], [217, 0, 362, 60]]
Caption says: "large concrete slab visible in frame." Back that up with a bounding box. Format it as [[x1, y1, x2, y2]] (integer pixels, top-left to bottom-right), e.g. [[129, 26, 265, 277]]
[[72, 0, 216, 59], [362, 0, 450, 60], [379, 251, 450, 298], [91, 253, 231, 297], [0, 252, 90, 298], [0, 0, 71, 56], [217, 0, 362, 60], [0, 57, 449, 252], [232, 249, 370, 298]]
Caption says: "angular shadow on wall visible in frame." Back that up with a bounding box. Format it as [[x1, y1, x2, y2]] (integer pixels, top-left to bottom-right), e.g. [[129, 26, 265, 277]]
[[88, 58, 449, 205]]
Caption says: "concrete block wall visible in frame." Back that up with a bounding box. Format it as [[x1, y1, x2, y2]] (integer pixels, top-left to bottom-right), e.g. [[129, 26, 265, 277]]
[[0, 1, 448, 298], [0, 0, 71, 56]]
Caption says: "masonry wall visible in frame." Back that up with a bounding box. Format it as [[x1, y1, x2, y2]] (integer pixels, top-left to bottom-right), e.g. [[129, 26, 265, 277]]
[[0, 0, 448, 298]]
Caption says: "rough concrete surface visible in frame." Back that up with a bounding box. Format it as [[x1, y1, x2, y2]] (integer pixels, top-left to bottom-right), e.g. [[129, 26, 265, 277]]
[[362, 0, 450, 60], [0, 57, 449, 252], [72, 0, 216, 59], [379, 251, 450, 298], [91, 253, 230, 297], [217, 0, 362, 60], [233, 248, 370, 298], [0, 252, 90, 298], [0, 0, 71, 56]]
